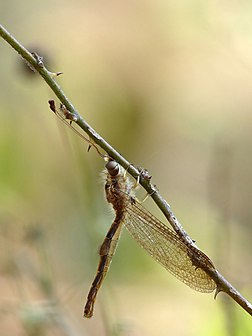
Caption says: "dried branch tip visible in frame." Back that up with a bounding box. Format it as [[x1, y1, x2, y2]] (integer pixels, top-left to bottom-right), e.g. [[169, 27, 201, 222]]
[[48, 99, 56, 113]]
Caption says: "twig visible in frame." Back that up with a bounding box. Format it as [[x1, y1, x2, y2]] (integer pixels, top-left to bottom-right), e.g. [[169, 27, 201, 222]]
[[1, 24, 251, 316]]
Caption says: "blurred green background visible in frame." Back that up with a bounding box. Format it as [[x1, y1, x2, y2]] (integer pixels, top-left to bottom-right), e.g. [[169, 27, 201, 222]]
[[1, 1, 252, 335]]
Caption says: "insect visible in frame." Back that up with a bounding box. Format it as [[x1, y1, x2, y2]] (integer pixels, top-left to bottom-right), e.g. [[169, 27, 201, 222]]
[[84, 160, 217, 318]]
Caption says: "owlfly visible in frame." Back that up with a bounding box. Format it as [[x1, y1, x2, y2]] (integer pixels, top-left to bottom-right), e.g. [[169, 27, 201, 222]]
[[49, 100, 217, 318]]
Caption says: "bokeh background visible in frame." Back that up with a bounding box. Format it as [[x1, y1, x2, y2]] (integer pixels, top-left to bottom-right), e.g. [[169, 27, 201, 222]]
[[1, 1, 252, 335]]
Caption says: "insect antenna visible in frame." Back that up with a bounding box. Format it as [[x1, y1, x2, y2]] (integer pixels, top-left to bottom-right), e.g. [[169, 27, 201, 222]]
[[48, 100, 106, 159]]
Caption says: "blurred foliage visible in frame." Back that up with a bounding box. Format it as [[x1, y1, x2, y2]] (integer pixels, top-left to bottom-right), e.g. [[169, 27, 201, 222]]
[[1, 0, 252, 335]]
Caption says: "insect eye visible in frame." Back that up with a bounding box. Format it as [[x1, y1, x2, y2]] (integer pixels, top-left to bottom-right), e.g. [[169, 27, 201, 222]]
[[105, 161, 119, 176]]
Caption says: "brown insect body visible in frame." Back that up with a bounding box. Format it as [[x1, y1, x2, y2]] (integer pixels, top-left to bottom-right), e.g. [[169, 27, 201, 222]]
[[84, 161, 131, 318]]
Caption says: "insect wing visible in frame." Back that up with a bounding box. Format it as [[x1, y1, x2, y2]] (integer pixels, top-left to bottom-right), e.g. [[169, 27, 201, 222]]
[[123, 200, 216, 292]]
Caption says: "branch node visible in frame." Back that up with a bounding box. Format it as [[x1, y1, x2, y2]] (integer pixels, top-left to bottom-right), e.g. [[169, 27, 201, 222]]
[[31, 51, 44, 67]]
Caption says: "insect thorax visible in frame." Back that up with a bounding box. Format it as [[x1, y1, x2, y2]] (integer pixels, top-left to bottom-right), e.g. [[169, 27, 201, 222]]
[[105, 171, 132, 212]]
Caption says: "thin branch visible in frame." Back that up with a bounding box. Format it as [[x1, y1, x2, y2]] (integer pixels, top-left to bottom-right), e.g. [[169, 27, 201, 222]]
[[1, 24, 252, 316]]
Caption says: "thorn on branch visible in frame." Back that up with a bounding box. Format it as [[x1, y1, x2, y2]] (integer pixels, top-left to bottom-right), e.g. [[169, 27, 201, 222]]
[[214, 284, 222, 299]]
